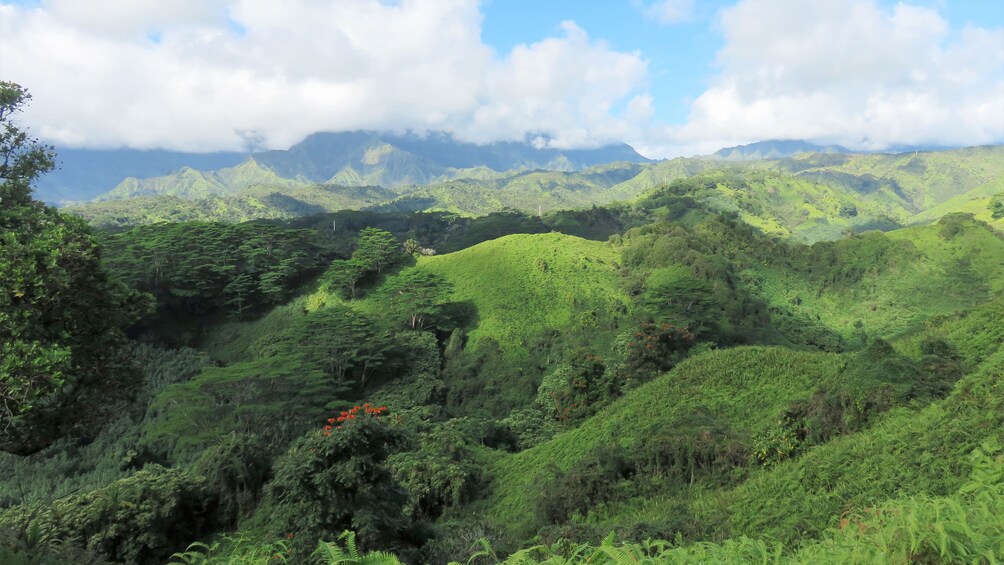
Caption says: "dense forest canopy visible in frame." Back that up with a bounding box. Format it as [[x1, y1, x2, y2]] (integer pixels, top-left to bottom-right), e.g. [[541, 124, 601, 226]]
[[1, 80, 1003, 563]]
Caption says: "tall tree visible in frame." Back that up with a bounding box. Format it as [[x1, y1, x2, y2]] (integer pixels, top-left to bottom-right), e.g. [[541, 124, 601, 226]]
[[297, 306, 391, 390], [352, 227, 398, 274], [382, 269, 453, 330], [323, 258, 366, 299], [0, 82, 145, 454]]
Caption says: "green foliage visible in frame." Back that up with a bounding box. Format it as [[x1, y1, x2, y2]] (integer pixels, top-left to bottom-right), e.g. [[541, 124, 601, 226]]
[[256, 414, 412, 552], [323, 259, 367, 299], [313, 531, 403, 564], [743, 215, 1004, 347], [488, 346, 847, 537], [192, 433, 273, 529], [169, 536, 291, 564], [140, 355, 343, 463], [381, 269, 454, 330], [990, 193, 1004, 219], [0, 465, 215, 563], [621, 217, 779, 345], [389, 420, 484, 520], [0, 81, 146, 454], [621, 321, 695, 385], [0, 345, 206, 509], [10, 141, 1004, 563], [0, 82, 55, 207], [288, 305, 392, 390], [101, 221, 324, 322], [352, 227, 399, 274]]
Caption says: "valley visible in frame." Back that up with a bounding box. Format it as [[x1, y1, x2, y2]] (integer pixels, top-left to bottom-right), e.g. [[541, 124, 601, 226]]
[[2, 81, 1003, 564]]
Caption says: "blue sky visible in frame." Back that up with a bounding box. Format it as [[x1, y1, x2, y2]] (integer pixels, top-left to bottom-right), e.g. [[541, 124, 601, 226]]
[[482, 0, 1004, 126], [482, 0, 735, 125], [1, 0, 1002, 156]]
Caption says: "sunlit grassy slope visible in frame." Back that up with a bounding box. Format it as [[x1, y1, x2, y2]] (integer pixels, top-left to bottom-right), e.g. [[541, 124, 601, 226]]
[[200, 232, 630, 363], [745, 215, 1004, 343], [485, 292, 1004, 544], [689, 314, 1004, 544], [487, 346, 846, 536], [415, 232, 630, 356]]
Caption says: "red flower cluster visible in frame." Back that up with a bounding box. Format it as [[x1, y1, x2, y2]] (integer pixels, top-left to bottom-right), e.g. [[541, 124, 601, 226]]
[[322, 403, 388, 436]]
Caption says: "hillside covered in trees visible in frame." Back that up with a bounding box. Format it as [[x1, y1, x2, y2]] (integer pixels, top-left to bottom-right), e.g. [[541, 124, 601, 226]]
[[2, 80, 1004, 564]]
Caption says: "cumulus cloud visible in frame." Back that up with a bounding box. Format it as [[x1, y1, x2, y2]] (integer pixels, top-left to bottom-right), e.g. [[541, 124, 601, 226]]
[[2, 0, 1000, 157], [665, 0, 1004, 154], [0, 0, 651, 151]]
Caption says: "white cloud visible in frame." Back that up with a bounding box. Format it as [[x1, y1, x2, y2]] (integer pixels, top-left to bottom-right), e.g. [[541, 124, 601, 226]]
[[2, 0, 1000, 158], [42, 0, 229, 37], [0, 0, 652, 152], [645, 0, 694, 25], [666, 0, 1004, 154]]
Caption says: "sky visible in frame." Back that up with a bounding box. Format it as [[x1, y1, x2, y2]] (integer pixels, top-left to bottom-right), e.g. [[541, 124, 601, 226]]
[[1, 0, 1002, 158]]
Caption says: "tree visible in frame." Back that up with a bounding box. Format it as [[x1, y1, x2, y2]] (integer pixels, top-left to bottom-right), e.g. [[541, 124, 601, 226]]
[[262, 412, 411, 551], [323, 258, 366, 299], [623, 321, 695, 385], [990, 194, 1004, 220], [382, 269, 453, 330], [0, 83, 54, 208], [297, 306, 391, 390], [403, 238, 421, 257], [0, 82, 145, 454], [352, 227, 398, 274]]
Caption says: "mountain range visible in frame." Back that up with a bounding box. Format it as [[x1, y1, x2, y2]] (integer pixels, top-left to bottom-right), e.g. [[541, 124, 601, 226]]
[[36, 131, 650, 204], [707, 139, 850, 161]]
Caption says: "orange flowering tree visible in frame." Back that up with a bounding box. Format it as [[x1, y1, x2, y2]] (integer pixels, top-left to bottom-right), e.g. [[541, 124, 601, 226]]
[[260, 404, 412, 552]]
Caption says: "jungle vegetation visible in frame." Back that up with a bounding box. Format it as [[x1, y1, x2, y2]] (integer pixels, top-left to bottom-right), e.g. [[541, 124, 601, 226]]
[[2, 81, 1003, 564]]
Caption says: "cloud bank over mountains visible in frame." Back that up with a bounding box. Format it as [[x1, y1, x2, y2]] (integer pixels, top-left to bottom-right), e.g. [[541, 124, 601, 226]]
[[1, 0, 1001, 158], [660, 0, 1004, 156]]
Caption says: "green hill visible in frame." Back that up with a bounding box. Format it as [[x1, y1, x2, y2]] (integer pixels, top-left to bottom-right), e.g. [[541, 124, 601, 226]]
[[483, 289, 1004, 543], [95, 158, 306, 201], [487, 346, 848, 536], [744, 214, 1004, 346], [66, 146, 1004, 243], [415, 232, 630, 357]]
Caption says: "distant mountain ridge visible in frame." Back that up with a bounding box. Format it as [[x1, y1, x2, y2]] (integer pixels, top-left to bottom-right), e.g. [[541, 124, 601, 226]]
[[707, 139, 850, 161], [36, 131, 651, 204], [36, 148, 249, 204], [255, 131, 650, 183]]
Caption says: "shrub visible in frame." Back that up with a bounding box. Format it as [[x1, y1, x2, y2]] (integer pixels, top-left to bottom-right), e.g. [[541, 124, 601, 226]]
[[257, 406, 415, 552], [0, 465, 215, 563]]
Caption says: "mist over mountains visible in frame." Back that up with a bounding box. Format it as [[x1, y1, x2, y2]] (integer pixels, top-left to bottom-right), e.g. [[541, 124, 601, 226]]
[[36, 131, 651, 205]]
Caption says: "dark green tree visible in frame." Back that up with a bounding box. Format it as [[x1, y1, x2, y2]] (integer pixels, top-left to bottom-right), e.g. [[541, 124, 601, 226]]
[[223, 272, 256, 316], [0, 82, 146, 454], [382, 269, 453, 330], [990, 194, 1004, 220], [261, 411, 411, 551], [623, 321, 695, 385], [389, 421, 481, 520], [352, 227, 398, 274], [323, 258, 367, 299], [297, 306, 391, 390]]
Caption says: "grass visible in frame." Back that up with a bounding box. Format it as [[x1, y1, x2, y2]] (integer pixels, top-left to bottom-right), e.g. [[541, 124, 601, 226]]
[[695, 346, 1004, 544], [414, 232, 630, 357], [744, 215, 1004, 343], [486, 346, 847, 537], [506, 295, 1004, 550]]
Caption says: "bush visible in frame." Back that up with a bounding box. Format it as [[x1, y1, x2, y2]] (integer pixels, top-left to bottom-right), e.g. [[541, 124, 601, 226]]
[[0, 465, 215, 563], [192, 433, 272, 529], [257, 407, 415, 552]]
